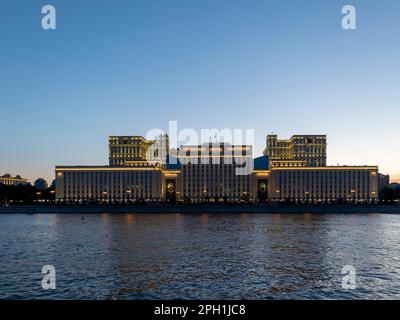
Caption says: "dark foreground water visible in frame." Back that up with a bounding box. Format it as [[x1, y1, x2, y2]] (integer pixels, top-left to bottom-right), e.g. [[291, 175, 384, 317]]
[[0, 213, 400, 299]]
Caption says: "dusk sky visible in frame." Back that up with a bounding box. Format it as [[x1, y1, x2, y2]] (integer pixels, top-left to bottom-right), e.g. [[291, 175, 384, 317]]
[[1, 0, 399, 183]]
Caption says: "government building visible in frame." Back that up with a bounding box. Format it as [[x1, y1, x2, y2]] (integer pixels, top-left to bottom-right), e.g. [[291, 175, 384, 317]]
[[55, 134, 388, 204]]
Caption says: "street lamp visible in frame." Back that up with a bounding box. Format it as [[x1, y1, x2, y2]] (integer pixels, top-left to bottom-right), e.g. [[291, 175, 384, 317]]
[[127, 190, 132, 204], [102, 191, 108, 203], [35, 192, 42, 204], [275, 189, 281, 201], [350, 189, 356, 203], [0, 195, 8, 206]]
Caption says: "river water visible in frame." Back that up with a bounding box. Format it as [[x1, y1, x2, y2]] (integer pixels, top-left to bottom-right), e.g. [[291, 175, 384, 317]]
[[0, 213, 399, 299]]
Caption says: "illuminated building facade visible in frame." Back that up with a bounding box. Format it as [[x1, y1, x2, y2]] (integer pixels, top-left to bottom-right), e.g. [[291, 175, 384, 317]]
[[108, 135, 169, 166], [55, 134, 387, 204], [0, 174, 28, 186], [55, 166, 164, 203], [264, 134, 327, 168], [176, 143, 253, 202], [268, 166, 379, 203]]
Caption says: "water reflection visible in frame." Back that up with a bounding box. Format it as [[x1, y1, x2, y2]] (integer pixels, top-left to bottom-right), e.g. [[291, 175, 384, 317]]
[[0, 213, 399, 299]]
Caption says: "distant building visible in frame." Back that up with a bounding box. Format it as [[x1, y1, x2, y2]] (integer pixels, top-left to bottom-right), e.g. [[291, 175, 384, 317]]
[[388, 182, 400, 189], [378, 173, 390, 191], [0, 174, 28, 186], [55, 133, 386, 204], [264, 134, 327, 168], [34, 178, 48, 190]]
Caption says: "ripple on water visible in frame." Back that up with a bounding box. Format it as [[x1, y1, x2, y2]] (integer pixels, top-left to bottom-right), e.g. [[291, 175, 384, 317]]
[[0, 213, 400, 299]]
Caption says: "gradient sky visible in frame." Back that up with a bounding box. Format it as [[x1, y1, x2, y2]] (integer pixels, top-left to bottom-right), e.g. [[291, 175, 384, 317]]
[[1, 0, 399, 184]]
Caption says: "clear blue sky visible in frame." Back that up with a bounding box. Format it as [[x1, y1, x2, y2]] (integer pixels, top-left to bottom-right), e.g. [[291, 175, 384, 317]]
[[1, 0, 399, 183]]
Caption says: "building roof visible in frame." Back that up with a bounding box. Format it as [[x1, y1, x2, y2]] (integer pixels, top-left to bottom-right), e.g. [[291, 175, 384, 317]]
[[253, 156, 269, 170], [1, 173, 26, 180]]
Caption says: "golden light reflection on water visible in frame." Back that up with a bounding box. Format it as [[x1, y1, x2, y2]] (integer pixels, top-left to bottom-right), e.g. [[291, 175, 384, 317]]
[[100, 213, 110, 223], [239, 213, 249, 229], [201, 213, 208, 226], [271, 213, 282, 221], [124, 214, 135, 225], [174, 213, 182, 224], [303, 213, 312, 221]]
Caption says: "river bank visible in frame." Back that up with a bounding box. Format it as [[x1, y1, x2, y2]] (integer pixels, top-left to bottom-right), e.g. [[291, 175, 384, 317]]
[[0, 204, 400, 214]]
